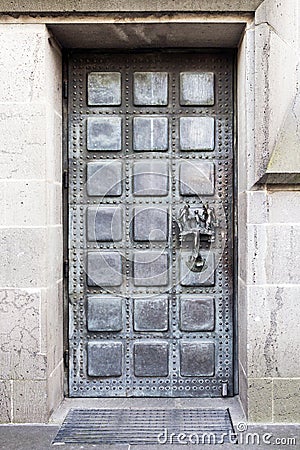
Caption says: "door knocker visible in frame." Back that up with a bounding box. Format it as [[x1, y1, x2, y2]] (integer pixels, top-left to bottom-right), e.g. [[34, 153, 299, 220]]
[[177, 203, 216, 272]]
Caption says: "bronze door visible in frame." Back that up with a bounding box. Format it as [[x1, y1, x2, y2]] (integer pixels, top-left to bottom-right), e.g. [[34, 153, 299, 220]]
[[67, 51, 234, 397]]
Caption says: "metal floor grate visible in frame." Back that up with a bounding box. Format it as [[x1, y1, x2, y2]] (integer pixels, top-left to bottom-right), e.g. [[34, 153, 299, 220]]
[[52, 408, 235, 445]]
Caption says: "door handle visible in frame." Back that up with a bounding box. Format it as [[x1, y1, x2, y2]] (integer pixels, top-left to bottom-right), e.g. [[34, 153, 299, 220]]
[[177, 202, 216, 272]]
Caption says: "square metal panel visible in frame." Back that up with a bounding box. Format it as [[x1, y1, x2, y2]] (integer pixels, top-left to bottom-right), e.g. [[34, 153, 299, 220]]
[[179, 117, 215, 150], [133, 117, 168, 151], [180, 72, 214, 106], [180, 296, 215, 331], [133, 206, 168, 241], [133, 252, 169, 286], [133, 297, 169, 331], [87, 252, 123, 287], [86, 206, 123, 242], [87, 296, 123, 332], [133, 161, 169, 196], [88, 72, 121, 106], [134, 341, 169, 376], [180, 342, 215, 376], [133, 72, 168, 106], [87, 161, 123, 197], [87, 117, 122, 151], [87, 341, 123, 377], [179, 161, 215, 196]]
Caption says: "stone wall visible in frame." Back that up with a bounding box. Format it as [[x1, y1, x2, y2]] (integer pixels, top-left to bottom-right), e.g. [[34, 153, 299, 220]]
[[238, 0, 300, 422], [0, 24, 63, 422]]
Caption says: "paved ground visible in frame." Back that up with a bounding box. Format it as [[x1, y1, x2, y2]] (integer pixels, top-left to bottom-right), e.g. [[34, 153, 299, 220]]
[[0, 399, 299, 450], [1, 424, 299, 450]]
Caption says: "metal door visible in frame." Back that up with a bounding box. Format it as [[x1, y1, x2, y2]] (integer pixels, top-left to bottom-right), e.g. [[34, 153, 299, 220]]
[[67, 51, 234, 397]]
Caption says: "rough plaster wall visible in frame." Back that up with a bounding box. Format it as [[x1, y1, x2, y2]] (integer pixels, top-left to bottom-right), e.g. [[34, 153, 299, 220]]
[[0, 24, 63, 423], [238, 0, 300, 423]]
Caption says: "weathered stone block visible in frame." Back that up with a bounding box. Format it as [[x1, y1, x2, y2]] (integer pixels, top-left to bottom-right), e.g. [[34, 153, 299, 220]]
[[248, 285, 300, 378], [273, 379, 300, 423], [87, 296, 123, 331], [0, 381, 11, 423], [0, 229, 47, 287], [133, 72, 168, 106], [180, 72, 214, 106], [12, 380, 48, 423], [87, 341, 123, 377], [133, 117, 168, 151], [248, 378, 272, 423], [133, 207, 168, 241], [87, 252, 123, 287], [134, 341, 169, 376], [179, 117, 215, 150], [133, 161, 169, 196], [133, 252, 169, 286], [180, 341, 215, 376], [86, 206, 123, 242], [87, 161, 123, 196], [0, 104, 46, 180], [87, 117, 122, 151], [179, 161, 214, 195], [134, 297, 168, 331], [88, 72, 121, 105], [180, 296, 215, 331]]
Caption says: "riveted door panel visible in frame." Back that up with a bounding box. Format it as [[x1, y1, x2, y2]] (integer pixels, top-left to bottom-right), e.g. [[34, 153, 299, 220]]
[[67, 52, 234, 397]]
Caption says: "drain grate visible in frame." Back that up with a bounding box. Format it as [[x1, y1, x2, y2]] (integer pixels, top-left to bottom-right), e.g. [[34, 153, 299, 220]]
[[52, 408, 235, 445]]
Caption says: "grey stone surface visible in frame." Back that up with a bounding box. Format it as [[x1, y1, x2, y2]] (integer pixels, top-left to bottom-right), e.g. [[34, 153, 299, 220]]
[[0, 289, 46, 381], [248, 379, 272, 423], [134, 341, 169, 376], [49, 22, 247, 49], [87, 206, 123, 242], [247, 285, 300, 378], [180, 72, 214, 106], [180, 296, 215, 331], [87, 117, 122, 151], [87, 161, 123, 196], [87, 296, 123, 332], [133, 116, 168, 151], [87, 341, 123, 377], [88, 72, 121, 106], [0, 229, 47, 287], [12, 380, 48, 423], [133, 206, 168, 241], [133, 72, 168, 106], [273, 379, 300, 423], [87, 252, 123, 287], [0, 103, 47, 180], [133, 252, 169, 286], [133, 161, 169, 196], [134, 297, 169, 331], [179, 161, 215, 195], [0, 1, 264, 12], [180, 251, 215, 286], [0, 381, 11, 423], [179, 117, 215, 150], [180, 342, 215, 376]]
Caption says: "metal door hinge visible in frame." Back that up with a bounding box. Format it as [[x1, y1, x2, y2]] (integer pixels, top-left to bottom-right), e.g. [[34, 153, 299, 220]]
[[222, 381, 228, 397], [64, 349, 69, 368], [63, 80, 68, 99], [63, 259, 69, 279], [63, 169, 69, 189]]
